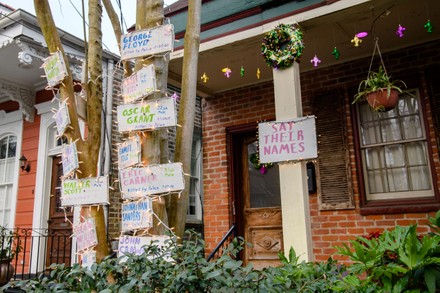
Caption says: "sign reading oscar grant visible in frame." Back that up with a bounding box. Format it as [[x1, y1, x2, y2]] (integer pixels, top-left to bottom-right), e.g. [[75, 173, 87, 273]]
[[119, 163, 184, 199], [61, 176, 109, 206], [258, 116, 317, 163], [122, 65, 157, 104], [117, 98, 177, 132], [121, 24, 174, 60]]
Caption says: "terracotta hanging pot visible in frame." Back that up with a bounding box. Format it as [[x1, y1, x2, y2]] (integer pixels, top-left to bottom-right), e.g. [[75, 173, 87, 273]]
[[366, 88, 399, 112]]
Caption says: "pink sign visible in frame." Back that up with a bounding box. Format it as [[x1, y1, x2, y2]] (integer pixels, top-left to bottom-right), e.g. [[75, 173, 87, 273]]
[[74, 218, 98, 252]]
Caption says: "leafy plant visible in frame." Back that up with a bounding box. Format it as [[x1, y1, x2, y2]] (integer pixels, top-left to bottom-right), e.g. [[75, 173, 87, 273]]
[[353, 66, 407, 104], [0, 226, 22, 260]]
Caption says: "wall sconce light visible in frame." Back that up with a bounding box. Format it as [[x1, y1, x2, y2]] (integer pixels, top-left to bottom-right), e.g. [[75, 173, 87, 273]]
[[19, 155, 30, 173]]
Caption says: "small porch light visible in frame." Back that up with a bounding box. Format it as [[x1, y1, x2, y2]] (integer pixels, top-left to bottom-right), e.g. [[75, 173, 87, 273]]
[[19, 155, 30, 173]]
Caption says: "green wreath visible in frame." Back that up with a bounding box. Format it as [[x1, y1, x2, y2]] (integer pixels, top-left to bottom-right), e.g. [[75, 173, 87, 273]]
[[261, 23, 304, 70], [250, 153, 273, 174]]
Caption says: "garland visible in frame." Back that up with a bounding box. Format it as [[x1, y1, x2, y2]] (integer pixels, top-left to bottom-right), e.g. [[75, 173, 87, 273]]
[[250, 153, 273, 174], [261, 23, 305, 70]]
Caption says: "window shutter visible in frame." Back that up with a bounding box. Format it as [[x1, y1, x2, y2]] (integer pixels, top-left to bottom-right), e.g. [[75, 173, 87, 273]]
[[313, 91, 354, 210]]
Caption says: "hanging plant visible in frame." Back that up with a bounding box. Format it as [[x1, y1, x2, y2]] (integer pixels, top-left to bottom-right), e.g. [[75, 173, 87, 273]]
[[250, 153, 273, 174], [261, 23, 304, 70]]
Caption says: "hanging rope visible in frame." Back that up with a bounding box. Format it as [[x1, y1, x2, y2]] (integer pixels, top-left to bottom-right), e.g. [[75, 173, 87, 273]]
[[367, 37, 387, 78]]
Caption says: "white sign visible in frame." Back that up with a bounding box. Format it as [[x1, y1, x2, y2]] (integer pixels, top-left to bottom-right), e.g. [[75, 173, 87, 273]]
[[61, 176, 109, 206], [62, 142, 79, 176], [81, 250, 96, 269], [117, 98, 177, 132], [42, 51, 68, 87], [121, 24, 174, 60], [74, 218, 98, 252], [121, 199, 153, 231], [118, 235, 171, 261], [258, 116, 317, 163], [118, 135, 141, 169], [119, 163, 184, 199], [54, 101, 70, 136], [122, 65, 157, 104]]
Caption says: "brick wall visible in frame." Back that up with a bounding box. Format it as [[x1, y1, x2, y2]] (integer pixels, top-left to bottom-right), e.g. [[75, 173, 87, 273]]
[[203, 39, 440, 261]]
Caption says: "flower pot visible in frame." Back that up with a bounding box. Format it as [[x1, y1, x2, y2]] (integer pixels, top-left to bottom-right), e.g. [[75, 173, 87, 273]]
[[366, 89, 399, 111], [0, 258, 14, 286]]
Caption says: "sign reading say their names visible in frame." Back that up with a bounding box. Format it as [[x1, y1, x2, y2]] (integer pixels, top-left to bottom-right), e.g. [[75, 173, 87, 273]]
[[54, 101, 70, 136], [61, 176, 109, 206], [119, 163, 184, 199], [121, 199, 153, 231], [62, 142, 79, 176], [118, 135, 141, 169], [117, 98, 177, 132], [258, 116, 317, 164], [42, 51, 68, 87], [74, 218, 98, 252], [122, 65, 157, 104], [121, 24, 174, 60]]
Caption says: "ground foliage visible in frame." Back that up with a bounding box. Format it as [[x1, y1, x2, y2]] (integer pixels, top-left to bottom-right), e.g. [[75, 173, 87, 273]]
[[4, 211, 440, 292]]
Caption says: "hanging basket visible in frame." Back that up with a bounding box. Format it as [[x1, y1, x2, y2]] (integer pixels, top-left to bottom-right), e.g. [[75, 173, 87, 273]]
[[366, 89, 399, 112]]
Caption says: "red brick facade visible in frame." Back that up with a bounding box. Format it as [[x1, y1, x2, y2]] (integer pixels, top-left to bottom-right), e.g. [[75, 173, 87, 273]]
[[203, 40, 440, 262]]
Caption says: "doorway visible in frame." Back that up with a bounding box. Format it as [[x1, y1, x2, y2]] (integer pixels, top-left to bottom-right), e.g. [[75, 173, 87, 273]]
[[228, 124, 283, 269]]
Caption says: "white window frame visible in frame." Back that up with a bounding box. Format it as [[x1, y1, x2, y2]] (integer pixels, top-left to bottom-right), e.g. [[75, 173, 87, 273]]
[[186, 132, 203, 223], [357, 89, 434, 201]]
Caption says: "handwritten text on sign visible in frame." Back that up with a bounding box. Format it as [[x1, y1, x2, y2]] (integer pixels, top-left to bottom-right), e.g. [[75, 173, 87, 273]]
[[121, 24, 174, 60], [74, 218, 98, 252], [258, 116, 317, 163], [54, 101, 70, 136], [117, 98, 177, 132], [42, 51, 68, 87], [121, 199, 153, 231], [118, 235, 171, 262], [62, 142, 79, 176], [118, 135, 141, 169], [122, 65, 156, 104], [61, 176, 109, 206], [119, 163, 184, 199]]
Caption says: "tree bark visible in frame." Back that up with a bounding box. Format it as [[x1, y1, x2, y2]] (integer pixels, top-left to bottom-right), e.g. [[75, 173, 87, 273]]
[[170, 0, 202, 239]]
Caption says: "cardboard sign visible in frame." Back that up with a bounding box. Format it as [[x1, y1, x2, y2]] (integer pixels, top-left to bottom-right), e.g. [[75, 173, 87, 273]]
[[121, 199, 153, 231], [258, 116, 318, 163], [122, 65, 157, 104], [81, 250, 96, 269], [121, 24, 174, 60], [118, 135, 142, 169], [62, 142, 79, 176], [118, 235, 171, 260], [119, 163, 184, 199], [61, 176, 109, 206], [74, 218, 98, 252], [54, 101, 70, 136], [42, 51, 68, 87], [117, 98, 177, 132]]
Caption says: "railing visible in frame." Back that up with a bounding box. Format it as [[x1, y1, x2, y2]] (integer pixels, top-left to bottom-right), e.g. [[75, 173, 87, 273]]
[[0, 228, 72, 281], [206, 224, 237, 261]]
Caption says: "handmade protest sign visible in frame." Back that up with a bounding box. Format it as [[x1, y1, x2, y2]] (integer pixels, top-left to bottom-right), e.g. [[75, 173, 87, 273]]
[[54, 101, 70, 136], [122, 65, 156, 104], [62, 142, 79, 176], [42, 51, 68, 87], [81, 251, 96, 269], [121, 199, 153, 231], [117, 98, 177, 132], [119, 163, 184, 199], [118, 235, 172, 261], [121, 24, 174, 60], [61, 176, 109, 206], [117, 135, 141, 169], [74, 218, 98, 252], [258, 116, 317, 163]]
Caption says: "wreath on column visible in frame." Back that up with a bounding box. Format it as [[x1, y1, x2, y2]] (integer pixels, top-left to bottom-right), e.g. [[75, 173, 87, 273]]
[[261, 23, 305, 70]]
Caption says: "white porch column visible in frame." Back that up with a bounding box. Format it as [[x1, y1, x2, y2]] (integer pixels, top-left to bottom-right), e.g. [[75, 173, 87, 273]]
[[273, 62, 313, 261]]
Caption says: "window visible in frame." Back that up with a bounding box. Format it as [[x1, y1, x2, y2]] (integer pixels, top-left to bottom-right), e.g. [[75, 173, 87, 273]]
[[357, 89, 434, 201], [187, 132, 203, 222], [0, 135, 17, 226]]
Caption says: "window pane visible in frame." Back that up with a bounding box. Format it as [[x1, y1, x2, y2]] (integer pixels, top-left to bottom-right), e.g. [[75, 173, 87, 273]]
[[409, 166, 431, 190], [401, 115, 422, 140], [367, 170, 388, 193], [387, 167, 408, 192], [361, 121, 382, 145], [365, 147, 384, 170], [406, 142, 428, 165], [381, 118, 402, 142], [385, 145, 405, 168], [398, 94, 419, 115]]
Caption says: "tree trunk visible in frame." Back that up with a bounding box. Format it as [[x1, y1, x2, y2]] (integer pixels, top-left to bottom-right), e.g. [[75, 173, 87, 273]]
[[170, 0, 202, 239]]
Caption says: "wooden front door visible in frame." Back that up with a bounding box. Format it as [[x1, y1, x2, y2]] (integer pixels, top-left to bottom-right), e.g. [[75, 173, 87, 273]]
[[46, 156, 72, 267], [233, 129, 283, 269]]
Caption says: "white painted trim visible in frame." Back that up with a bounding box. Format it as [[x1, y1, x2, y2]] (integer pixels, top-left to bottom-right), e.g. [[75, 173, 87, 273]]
[[0, 110, 23, 228], [35, 100, 58, 115], [171, 0, 370, 59]]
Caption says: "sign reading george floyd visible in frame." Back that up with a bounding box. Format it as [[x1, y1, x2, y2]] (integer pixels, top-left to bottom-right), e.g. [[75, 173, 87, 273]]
[[121, 24, 174, 60], [61, 176, 109, 206], [122, 65, 157, 104], [258, 116, 317, 163]]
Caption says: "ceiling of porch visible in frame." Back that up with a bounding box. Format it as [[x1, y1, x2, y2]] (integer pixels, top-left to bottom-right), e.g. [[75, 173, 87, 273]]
[[167, 0, 440, 98]]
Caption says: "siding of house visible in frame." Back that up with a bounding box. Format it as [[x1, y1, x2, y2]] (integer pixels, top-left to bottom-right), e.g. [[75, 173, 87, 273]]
[[203, 39, 440, 262]]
